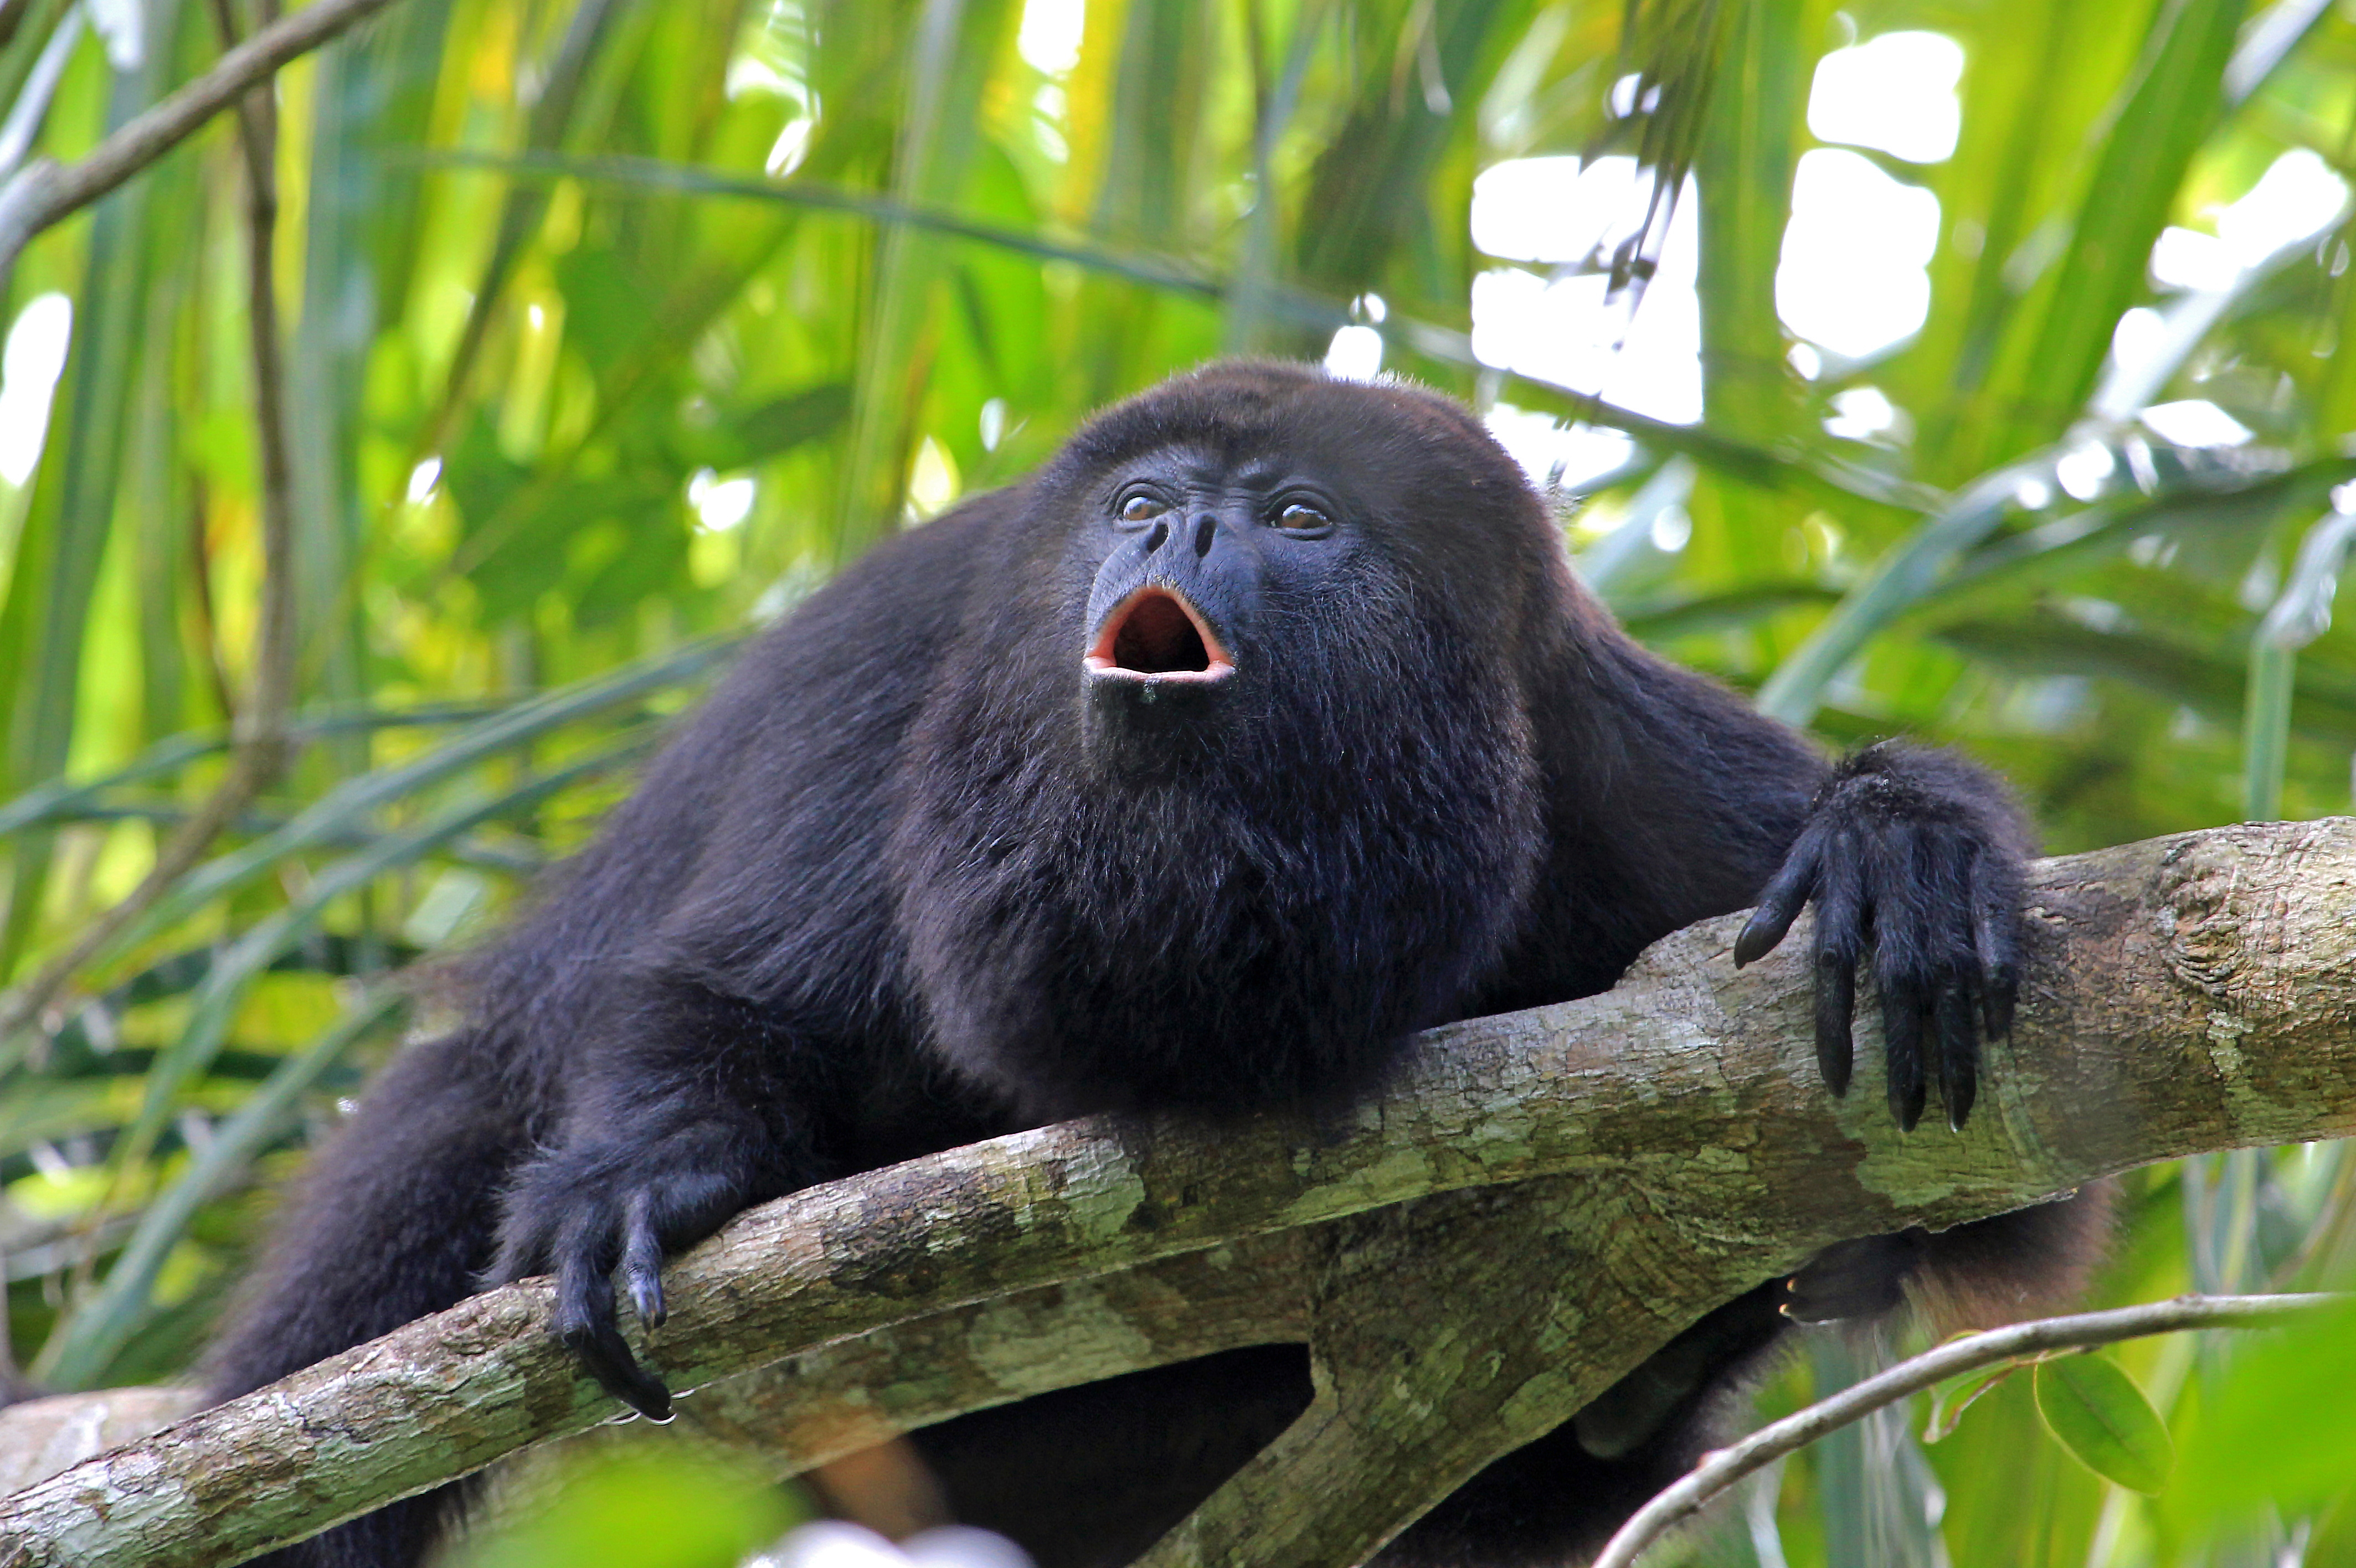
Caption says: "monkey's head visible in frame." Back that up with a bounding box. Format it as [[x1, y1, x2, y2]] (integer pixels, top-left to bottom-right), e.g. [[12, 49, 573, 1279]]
[[1016, 361, 1574, 775], [897, 364, 1569, 1114]]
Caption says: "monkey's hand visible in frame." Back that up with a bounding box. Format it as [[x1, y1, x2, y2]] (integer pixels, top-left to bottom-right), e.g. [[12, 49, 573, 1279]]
[[489, 1124, 769, 1421], [1730, 741, 2030, 1132]]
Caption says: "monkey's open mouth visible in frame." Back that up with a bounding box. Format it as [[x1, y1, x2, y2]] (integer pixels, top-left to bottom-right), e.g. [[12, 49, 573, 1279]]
[[1085, 587, 1236, 681]]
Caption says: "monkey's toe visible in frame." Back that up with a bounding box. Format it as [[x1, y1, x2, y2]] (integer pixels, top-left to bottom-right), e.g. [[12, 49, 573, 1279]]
[[560, 1315, 675, 1421]]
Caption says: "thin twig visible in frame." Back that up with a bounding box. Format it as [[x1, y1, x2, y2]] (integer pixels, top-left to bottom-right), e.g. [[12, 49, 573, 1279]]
[[0, 7, 88, 179], [0, 0, 304, 1048], [1589, 1292, 2344, 1568], [0, 0, 406, 276], [213, 0, 295, 756]]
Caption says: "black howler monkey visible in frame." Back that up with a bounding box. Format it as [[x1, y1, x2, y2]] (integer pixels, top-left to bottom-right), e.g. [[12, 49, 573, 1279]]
[[209, 363, 2098, 1568]]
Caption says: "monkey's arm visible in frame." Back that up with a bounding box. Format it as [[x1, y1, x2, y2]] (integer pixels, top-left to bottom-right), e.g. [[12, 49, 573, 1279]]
[[487, 969, 830, 1420], [1733, 740, 2032, 1133], [482, 508, 1012, 1419], [1544, 641, 2031, 1136]]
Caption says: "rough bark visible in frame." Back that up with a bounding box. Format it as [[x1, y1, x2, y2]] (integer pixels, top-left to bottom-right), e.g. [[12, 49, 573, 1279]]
[[5, 819, 2356, 1567]]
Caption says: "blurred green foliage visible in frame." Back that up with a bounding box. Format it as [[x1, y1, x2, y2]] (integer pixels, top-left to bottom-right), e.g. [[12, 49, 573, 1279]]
[[446, 1440, 804, 1568], [0, 0, 2352, 1562]]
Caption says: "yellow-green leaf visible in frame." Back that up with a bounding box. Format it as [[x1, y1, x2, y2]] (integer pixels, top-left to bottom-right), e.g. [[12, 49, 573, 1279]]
[[1924, 1359, 2020, 1443]]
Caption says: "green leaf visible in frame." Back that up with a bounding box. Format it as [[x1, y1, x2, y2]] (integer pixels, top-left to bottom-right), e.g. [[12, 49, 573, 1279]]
[[1924, 1360, 2020, 1443], [2033, 1352, 2174, 1494], [110, 736, 652, 1180], [2310, 1487, 2356, 1568], [2170, 1296, 2356, 1528], [446, 1445, 801, 1568], [34, 992, 407, 1390], [88, 636, 738, 969]]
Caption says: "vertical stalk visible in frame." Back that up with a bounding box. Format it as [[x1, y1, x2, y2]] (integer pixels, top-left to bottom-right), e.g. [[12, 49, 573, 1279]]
[[0, 0, 299, 1047], [2241, 636, 2296, 822], [2241, 505, 2356, 822]]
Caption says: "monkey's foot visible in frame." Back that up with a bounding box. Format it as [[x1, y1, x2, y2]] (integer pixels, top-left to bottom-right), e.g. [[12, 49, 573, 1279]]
[[490, 1128, 771, 1420]]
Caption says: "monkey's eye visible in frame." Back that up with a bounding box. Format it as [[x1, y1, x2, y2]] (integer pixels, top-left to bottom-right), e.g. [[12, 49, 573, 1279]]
[[1273, 501, 1331, 533], [1118, 494, 1167, 525]]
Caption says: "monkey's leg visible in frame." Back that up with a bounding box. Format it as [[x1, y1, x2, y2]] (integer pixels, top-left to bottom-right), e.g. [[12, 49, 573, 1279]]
[[205, 1030, 522, 1568], [488, 968, 829, 1419]]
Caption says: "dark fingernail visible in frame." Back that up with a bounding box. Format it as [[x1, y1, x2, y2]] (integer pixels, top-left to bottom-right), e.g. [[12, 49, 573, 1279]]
[[1946, 1079, 1977, 1131], [1890, 1079, 1926, 1131]]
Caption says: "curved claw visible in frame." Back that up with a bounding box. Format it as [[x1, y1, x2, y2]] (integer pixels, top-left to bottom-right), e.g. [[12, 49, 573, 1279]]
[[557, 1240, 674, 1420], [1814, 953, 1855, 1097], [1768, 747, 2030, 1131], [492, 1129, 775, 1428], [559, 1317, 674, 1422], [1734, 824, 1826, 968], [1809, 836, 1865, 1098]]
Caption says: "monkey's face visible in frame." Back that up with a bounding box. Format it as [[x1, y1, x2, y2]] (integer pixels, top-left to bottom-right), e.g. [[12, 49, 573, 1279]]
[[1074, 442, 1362, 756], [899, 367, 1557, 1110], [1054, 393, 1551, 780]]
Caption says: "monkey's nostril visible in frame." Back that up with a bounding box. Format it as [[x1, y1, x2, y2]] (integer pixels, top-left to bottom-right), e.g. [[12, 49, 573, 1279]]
[[1192, 516, 1216, 558], [1145, 520, 1169, 552]]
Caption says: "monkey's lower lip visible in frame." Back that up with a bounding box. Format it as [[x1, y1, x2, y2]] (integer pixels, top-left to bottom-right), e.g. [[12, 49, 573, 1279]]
[[1084, 586, 1237, 682]]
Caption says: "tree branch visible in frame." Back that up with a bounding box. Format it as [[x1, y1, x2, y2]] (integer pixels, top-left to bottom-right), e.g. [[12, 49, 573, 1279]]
[[0, 0, 407, 278], [5, 818, 2356, 1566]]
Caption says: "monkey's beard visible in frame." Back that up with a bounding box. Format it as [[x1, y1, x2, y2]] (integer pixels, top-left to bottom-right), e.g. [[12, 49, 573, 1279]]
[[893, 597, 1546, 1121]]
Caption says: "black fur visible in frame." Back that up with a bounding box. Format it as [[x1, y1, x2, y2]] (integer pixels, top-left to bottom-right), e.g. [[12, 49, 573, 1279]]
[[207, 364, 2086, 1568]]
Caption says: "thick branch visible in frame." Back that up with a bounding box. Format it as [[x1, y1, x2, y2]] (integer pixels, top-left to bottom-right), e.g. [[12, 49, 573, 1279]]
[[4, 819, 2356, 1566]]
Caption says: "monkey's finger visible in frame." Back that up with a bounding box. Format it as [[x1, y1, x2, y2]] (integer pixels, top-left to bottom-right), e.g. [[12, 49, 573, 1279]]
[[623, 1192, 667, 1328], [1982, 962, 2019, 1043], [1814, 955, 1856, 1097], [1784, 1233, 1917, 1323], [1735, 823, 1829, 967], [560, 1315, 675, 1422], [556, 1260, 673, 1421], [1882, 979, 1929, 1131], [1809, 840, 1865, 1097], [549, 1206, 673, 1421], [1970, 849, 2021, 1039], [1933, 970, 1978, 1132]]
